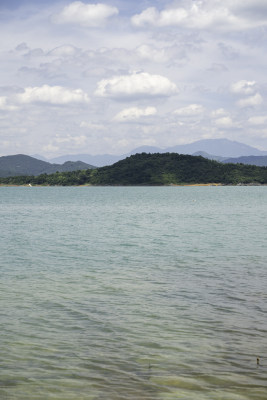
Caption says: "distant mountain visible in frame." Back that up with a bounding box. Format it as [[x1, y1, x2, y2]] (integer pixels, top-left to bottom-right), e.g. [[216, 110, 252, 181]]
[[0, 154, 95, 177], [222, 155, 267, 167], [31, 154, 49, 162], [165, 139, 267, 157], [46, 139, 267, 167], [50, 153, 120, 167], [192, 151, 226, 162]]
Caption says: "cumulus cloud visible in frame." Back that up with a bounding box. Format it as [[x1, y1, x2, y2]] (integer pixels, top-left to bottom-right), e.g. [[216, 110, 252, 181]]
[[211, 108, 228, 117], [231, 80, 257, 95], [237, 93, 263, 107], [248, 115, 267, 125], [214, 116, 233, 127], [2, 0, 267, 156], [131, 1, 267, 31], [16, 85, 90, 105], [114, 106, 157, 122], [95, 72, 178, 99], [132, 7, 187, 28], [0, 96, 18, 111], [53, 2, 118, 27], [131, 4, 239, 30], [174, 104, 205, 116]]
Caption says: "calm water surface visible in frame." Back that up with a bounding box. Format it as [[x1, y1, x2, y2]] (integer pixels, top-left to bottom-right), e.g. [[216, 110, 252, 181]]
[[0, 186, 266, 399]]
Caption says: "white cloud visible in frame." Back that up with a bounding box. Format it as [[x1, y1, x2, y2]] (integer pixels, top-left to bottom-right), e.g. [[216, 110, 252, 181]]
[[211, 108, 228, 117], [231, 80, 257, 95], [0, 96, 18, 111], [16, 85, 90, 105], [174, 104, 205, 116], [215, 116, 233, 127], [131, 4, 239, 30], [131, 1, 267, 31], [53, 2, 118, 27], [54, 134, 87, 146], [237, 93, 263, 107], [43, 134, 88, 155], [43, 144, 59, 153], [95, 72, 178, 99], [1, 0, 267, 156], [135, 44, 168, 63], [248, 115, 267, 125], [80, 121, 105, 130], [114, 106, 157, 122], [131, 7, 188, 28], [48, 45, 79, 58]]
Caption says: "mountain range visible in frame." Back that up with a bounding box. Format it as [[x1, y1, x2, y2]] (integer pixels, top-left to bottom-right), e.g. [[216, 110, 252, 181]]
[[1, 139, 267, 178], [0, 154, 95, 178], [35, 139, 267, 167]]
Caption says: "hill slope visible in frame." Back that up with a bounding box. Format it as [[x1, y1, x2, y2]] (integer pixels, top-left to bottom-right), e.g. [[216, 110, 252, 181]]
[[1, 153, 267, 186], [88, 153, 267, 185], [0, 154, 95, 177]]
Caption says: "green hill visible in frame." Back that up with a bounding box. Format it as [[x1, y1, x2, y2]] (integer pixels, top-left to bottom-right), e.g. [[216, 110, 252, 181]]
[[87, 153, 267, 185], [1, 153, 267, 186], [0, 154, 95, 177]]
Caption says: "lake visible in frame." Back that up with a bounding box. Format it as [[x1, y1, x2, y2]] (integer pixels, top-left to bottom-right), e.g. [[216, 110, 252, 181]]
[[0, 186, 266, 399]]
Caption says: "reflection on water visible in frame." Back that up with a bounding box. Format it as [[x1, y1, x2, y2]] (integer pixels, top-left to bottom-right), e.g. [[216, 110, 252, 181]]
[[0, 187, 266, 399]]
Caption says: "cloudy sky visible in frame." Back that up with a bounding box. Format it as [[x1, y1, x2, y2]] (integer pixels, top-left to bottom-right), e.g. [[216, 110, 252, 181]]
[[1, 0, 267, 157]]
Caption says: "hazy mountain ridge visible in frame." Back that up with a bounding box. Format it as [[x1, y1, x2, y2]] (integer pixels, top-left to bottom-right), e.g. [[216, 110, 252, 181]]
[[0, 154, 95, 178], [49, 153, 120, 167], [191, 151, 226, 162], [1, 139, 267, 178], [222, 155, 267, 167], [46, 139, 267, 167]]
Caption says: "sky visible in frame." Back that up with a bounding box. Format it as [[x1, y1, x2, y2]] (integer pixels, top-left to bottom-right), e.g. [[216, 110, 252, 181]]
[[1, 0, 267, 157]]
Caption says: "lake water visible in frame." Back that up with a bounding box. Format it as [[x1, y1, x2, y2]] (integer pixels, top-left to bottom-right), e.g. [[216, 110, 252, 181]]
[[0, 186, 266, 400]]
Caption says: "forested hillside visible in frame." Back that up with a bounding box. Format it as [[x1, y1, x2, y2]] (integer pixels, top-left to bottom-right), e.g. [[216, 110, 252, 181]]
[[1, 153, 267, 186]]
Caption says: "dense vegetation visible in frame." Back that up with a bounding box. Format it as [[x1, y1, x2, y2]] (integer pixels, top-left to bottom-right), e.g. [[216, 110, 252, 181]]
[[1, 153, 267, 186]]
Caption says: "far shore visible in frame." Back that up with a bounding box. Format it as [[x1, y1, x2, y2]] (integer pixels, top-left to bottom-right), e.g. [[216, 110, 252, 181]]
[[1, 183, 266, 187]]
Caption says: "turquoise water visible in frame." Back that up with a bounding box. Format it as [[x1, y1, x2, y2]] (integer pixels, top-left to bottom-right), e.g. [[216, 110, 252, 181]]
[[0, 186, 266, 400]]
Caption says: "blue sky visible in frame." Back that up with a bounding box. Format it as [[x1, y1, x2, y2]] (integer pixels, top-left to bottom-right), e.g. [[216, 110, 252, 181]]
[[1, 0, 267, 157]]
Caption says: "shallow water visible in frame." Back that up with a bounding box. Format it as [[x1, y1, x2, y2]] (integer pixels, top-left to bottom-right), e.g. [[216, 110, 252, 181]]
[[0, 186, 266, 399]]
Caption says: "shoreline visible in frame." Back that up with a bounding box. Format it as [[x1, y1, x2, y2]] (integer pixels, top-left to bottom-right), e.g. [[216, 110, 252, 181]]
[[1, 183, 266, 187]]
